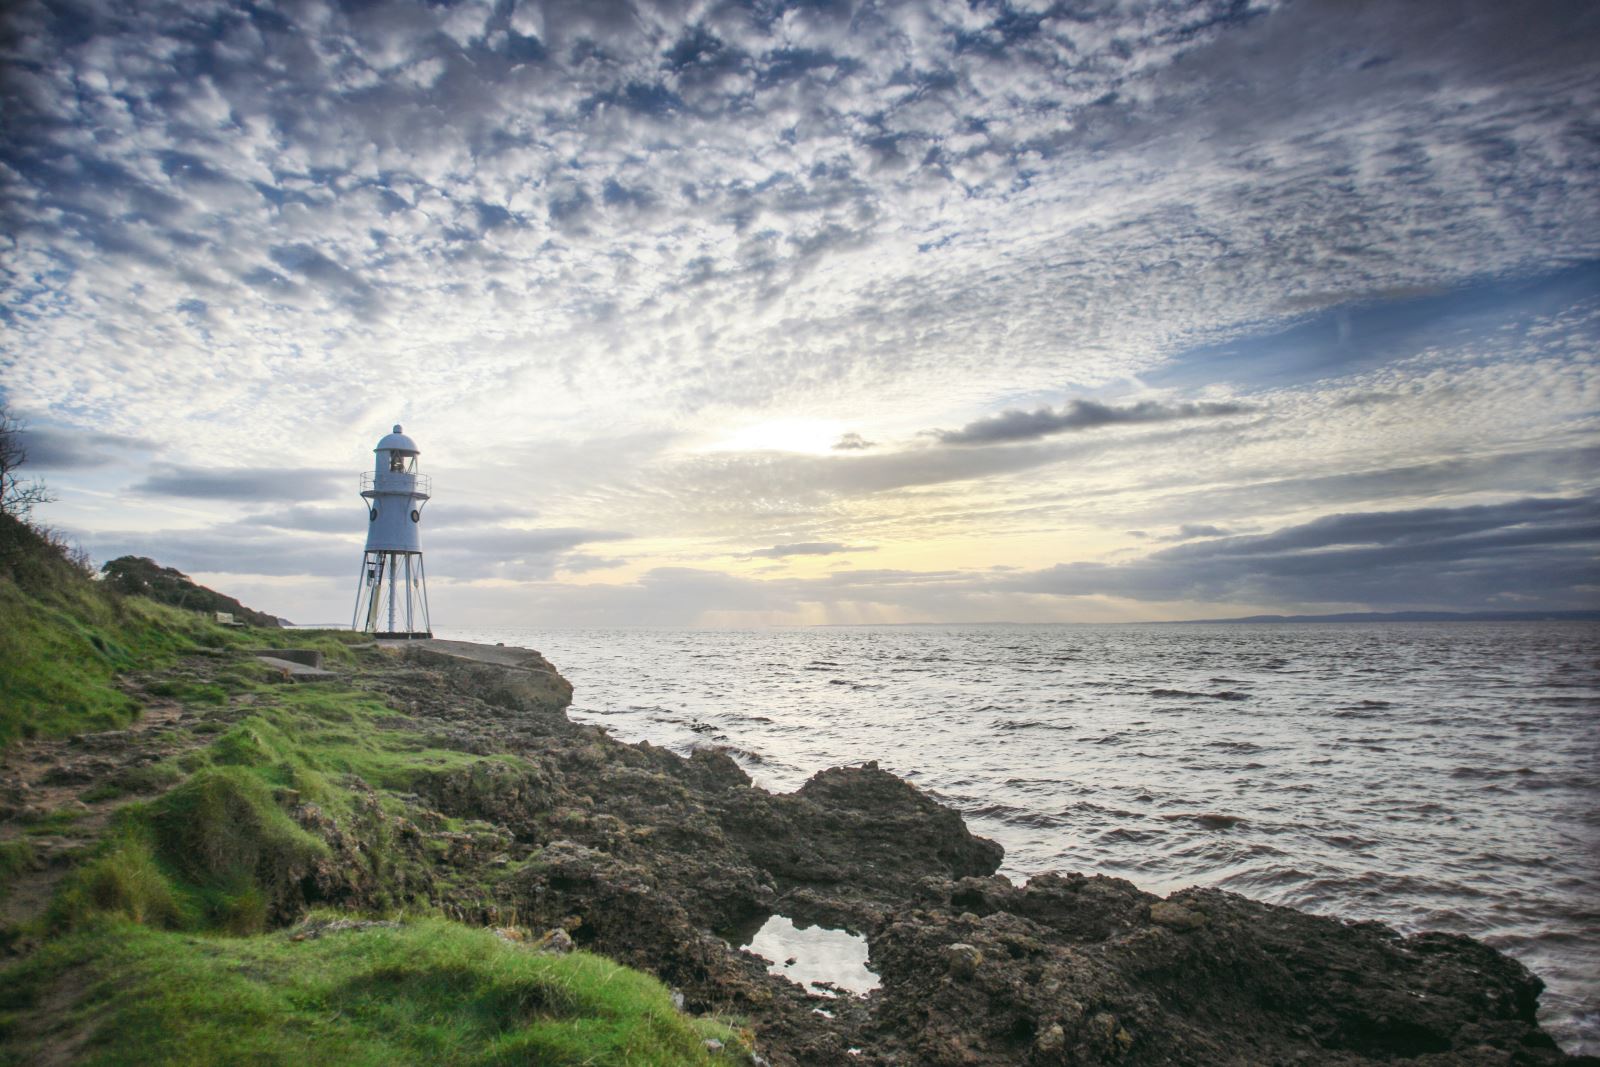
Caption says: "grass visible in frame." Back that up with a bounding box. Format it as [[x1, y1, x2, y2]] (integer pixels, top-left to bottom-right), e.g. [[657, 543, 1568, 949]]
[[12, 673, 746, 1066], [143, 678, 229, 705], [44, 836, 187, 931], [195, 697, 523, 807], [0, 572, 236, 749], [0, 842, 36, 902], [0, 918, 748, 1067], [43, 675, 531, 936], [48, 766, 329, 935], [0, 510, 367, 750], [1, 525, 753, 1067]]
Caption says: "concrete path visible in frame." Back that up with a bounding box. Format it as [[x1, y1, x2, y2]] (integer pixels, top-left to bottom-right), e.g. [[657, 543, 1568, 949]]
[[254, 655, 339, 682]]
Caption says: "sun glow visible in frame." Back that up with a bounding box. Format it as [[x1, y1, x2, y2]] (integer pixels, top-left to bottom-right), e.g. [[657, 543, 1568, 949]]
[[703, 418, 849, 455]]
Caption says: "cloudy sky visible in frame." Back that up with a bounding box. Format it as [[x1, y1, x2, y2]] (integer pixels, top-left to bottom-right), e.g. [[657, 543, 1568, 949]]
[[2, 0, 1597, 625]]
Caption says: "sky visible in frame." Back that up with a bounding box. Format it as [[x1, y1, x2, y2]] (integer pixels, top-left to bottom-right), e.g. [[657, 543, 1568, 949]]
[[2, 0, 1597, 626]]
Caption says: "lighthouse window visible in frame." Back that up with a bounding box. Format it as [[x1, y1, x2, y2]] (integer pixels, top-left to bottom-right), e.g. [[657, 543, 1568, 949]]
[[369, 507, 378, 522], [410, 509, 420, 523], [388, 452, 407, 472]]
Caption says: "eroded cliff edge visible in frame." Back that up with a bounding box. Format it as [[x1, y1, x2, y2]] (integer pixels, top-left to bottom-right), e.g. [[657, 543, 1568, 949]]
[[362, 640, 1584, 1066]]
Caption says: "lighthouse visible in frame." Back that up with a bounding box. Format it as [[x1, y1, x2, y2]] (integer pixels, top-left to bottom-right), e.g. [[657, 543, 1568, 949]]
[[351, 425, 433, 638]]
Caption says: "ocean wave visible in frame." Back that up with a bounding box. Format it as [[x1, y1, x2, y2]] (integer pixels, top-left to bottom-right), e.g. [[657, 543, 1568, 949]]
[[453, 618, 1600, 1052], [1161, 812, 1248, 830], [991, 719, 1073, 732]]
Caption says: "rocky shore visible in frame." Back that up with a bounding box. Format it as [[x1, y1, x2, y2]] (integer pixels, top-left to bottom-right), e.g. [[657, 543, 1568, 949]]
[[348, 639, 1585, 1066], [2, 626, 1591, 1065]]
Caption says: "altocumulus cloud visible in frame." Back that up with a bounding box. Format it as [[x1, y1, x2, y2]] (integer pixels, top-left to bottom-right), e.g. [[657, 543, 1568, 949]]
[[934, 400, 1257, 446], [3, 0, 1597, 452], [743, 541, 876, 559], [75, 527, 351, 580], [135, 465, 346, 502], [1017, 496, 1600, 610], [16, 426, 157, 470], [428, 527, 633, 580], [1158, 524, 1239, 542], [240, 503, 541, 535], [1, 0, 1597, 625], [497, 495, 1600, 624]]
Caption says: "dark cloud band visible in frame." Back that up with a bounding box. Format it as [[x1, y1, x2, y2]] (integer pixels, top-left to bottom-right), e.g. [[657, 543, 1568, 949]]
[[935, 399, 1256, 446]]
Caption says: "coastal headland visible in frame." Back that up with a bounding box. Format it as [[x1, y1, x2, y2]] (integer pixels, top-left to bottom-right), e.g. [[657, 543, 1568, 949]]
[[0, 540, 1591, 1064]]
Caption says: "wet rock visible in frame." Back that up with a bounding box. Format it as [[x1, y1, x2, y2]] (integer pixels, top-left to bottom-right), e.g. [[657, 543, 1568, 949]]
[[1148, 900, 1205, 931], [538, 928, 574, 954], [944, 943, 983, 979], [721, 762, 1004, 896], [1085, 1011, 1132, 1057], [399, 642, 572, 717]]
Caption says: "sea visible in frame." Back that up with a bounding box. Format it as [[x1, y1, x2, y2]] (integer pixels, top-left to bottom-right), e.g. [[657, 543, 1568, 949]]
[[433, 621, 1599, 1053]]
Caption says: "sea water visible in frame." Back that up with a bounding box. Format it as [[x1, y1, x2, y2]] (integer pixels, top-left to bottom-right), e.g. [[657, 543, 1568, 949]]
[[434, 621, 1599, 1052]]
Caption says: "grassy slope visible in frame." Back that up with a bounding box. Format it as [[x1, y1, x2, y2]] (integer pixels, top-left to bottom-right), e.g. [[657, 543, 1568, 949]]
[[0, 528, 749, 1066], [2, 919, 737, 1067], [0, 522, 358, 749], [0, 574, 221, 747]]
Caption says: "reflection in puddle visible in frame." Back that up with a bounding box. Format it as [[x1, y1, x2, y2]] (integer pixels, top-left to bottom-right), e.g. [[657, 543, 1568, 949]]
[[740, 914, 879, 997]]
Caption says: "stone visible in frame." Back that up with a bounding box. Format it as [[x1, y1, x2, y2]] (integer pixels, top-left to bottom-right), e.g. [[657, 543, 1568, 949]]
[[1149, 900, 1206, 930], [944, 942, 983, 978], [538, 928, 575, 954]]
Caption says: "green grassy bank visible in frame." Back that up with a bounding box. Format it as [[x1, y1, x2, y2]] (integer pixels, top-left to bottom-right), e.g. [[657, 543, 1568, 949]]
[[2, 919, 738, 1067], [0, 517, 750, 1065]]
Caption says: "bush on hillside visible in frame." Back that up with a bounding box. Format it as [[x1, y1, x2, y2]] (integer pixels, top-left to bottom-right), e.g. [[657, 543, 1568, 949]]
[[101, 555, 284, 627]]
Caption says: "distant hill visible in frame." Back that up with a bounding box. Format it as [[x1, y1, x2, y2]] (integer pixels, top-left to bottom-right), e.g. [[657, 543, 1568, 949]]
[[100, 555, 286, 627], [1163, 609, 1600, 624]]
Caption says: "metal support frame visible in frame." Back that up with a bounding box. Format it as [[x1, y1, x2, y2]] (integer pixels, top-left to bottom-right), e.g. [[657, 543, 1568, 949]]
[[351, 549, 432, 639]]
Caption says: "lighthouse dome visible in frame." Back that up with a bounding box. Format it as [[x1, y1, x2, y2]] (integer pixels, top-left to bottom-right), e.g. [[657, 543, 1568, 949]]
[[375, 425, 418, 454]]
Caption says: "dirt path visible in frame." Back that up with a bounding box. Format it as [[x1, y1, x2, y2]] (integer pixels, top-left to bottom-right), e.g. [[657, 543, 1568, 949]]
[[0, 682, 209, 934]]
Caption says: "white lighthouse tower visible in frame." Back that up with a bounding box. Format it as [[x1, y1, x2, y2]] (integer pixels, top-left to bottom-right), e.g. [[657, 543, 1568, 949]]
[[351, 425, 433, 638]]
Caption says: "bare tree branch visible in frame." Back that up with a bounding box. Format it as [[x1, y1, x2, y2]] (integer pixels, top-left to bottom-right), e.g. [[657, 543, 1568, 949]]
[[0, 407, 55, 519]]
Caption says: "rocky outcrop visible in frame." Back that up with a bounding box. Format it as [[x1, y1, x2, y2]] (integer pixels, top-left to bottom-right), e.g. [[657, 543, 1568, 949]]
[[727, 761, 1005, 893], [865, 874, 1569, 1065], [397, 639, 573, 717], [366, 641, 1589, 1067]]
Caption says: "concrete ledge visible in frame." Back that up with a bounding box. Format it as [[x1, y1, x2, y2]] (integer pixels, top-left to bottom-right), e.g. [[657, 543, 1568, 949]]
[[255, 655, 338, 683], [378, 638, 551, 671], [246, 648, 324, 668]]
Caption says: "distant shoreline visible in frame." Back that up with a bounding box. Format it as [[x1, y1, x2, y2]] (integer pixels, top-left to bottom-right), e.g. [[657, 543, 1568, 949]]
[[294, 611, 1600, 632], [1156, 609, 1600, 624]]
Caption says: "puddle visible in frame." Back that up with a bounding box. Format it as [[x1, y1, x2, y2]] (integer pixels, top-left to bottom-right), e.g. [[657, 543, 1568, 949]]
[[739, 914, 880, 997]]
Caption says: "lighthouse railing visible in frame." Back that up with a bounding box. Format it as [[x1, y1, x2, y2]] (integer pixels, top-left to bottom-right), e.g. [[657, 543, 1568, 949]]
[[360, 471, 431, 496]]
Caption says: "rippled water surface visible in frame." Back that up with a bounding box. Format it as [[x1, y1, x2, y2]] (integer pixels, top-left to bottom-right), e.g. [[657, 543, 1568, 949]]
[[437, 621, 1599, 1052]]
